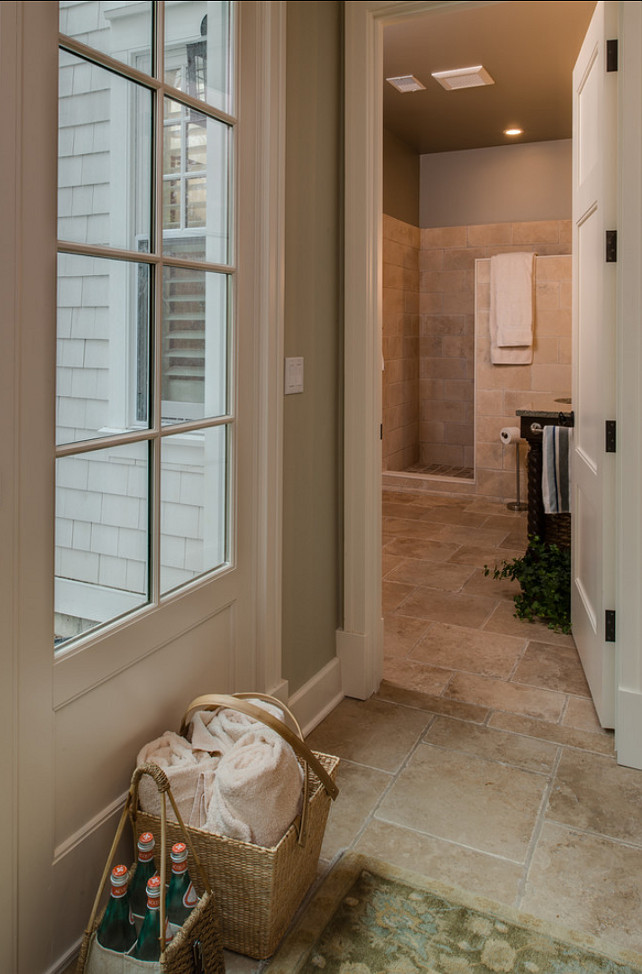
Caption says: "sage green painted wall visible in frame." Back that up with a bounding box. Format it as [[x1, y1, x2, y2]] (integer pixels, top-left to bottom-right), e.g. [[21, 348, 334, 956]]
[[282, 1, 343, 694], [383, 127, 420, 226]]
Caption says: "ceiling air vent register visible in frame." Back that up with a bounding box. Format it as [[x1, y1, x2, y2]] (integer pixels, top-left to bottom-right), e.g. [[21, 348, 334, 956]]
[[431, 65, 495, 90]]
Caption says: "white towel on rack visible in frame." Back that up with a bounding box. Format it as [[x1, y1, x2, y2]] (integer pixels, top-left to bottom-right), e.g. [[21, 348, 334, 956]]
[[490, 252, 535, 364]]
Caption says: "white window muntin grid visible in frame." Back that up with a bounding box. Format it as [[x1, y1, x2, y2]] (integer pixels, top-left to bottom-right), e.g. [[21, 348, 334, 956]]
[[56, 1, 237, 634]]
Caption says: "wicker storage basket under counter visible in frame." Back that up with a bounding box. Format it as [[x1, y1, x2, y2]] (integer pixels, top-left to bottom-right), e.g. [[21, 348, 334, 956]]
[[130, 693, 340, 960], [77, 763, 225, 974]]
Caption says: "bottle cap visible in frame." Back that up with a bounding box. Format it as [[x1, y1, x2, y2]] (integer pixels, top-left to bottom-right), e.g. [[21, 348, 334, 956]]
[[138, 831, 155, 850], [111, 865, 129, 887], [170, 842, 188, 862], [146, 875, 162, 898]]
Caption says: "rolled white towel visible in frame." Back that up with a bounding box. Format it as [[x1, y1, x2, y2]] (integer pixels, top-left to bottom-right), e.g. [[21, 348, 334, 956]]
[[137, 730, 219, 828], [204, 727, 304, 847], [188, 697, 285, 753]]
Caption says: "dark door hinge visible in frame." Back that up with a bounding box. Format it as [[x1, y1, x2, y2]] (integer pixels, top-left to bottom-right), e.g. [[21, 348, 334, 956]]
[[606, 230, 617, 262], [605, 420, 616, 453], [380, 423, 383, 441], [607, 39, 618, 72], [605, 609, 616, 642]]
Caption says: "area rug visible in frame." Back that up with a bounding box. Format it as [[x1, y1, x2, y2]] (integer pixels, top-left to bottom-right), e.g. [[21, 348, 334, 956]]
[[266, 854, 642, 973]]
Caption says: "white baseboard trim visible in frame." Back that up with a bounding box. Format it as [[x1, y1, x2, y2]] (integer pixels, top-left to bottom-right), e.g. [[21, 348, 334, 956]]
[[266, 678, 289, 704], [336, 624, 383, 700], [287, 657, 343, 737], [617, 687, 642, 769]]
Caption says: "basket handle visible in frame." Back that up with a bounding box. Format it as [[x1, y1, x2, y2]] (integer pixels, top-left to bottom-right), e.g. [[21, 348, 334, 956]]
[[179, 693, 338, 802]]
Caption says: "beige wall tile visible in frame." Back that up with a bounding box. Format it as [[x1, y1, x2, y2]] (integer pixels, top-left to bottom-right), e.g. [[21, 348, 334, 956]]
[[530, 363, 572, 394], [533, 336, 562, 365], [558, 336, 572, 365], [468, 223, 513, 246], [419, 248, 444, 271], [536, 255, 572, 280], [477, 388, 504, 415], [512, 220, 561, 244], [421, 225, 467, 248], [535, 281, 561, 310]]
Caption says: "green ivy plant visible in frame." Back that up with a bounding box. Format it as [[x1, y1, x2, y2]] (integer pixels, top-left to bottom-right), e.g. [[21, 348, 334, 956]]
[[484, 536, 572, 634]]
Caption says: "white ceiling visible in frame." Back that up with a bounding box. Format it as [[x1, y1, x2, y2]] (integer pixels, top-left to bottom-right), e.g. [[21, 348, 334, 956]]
[[383, 0, 597, 155]]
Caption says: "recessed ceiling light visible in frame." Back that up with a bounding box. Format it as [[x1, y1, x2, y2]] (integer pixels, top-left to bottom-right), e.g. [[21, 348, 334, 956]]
[[431, 65, 494, 91], [504, 127, 524, 136], [386, 75, 426, 93]]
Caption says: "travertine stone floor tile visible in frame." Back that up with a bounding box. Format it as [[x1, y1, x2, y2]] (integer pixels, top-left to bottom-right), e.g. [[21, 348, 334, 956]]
[[305, 697, 431, 773], [382, 579, 415, 613], [512, 641, 590, 696], [397, 588, 497, 628], [375, 681, 489, 723], [436, 523, 514, 547], [522, 822, 642, 954], [444, 671, 566, 722], [382, 552, 406, 577], [382, 489, 420, 505], [447, 544, 525, 568], [376, 743, 547, 861], [386, 559, 475, 591], [489, 711, 616, 756], [320, 760, 392, 861], [562, 695, 609, 734], [483, 600, 576, 647], [354, 819, 523, 906], [383, 502, 447, 522], [406, 493, 470, 510], [416, 507, 490, 528], [463, 499, 518, 515], [383, 517, 448, 541], [499, 531, 529, 549], [383, 615, 431, 658], [547, 749, 642, 844], [383, 536, 461, 561], [480, 515, 529, 538], [381, 657, 452, 695], [410, 622, 525, 679], [424, 716, 558, 773], [461, 567, 521, 601]]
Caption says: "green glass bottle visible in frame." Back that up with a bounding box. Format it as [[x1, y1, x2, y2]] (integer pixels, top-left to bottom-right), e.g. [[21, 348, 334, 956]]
[[129, 831, 156, 922], [131, 875, 173, 961], [96, 864, 137, 953], [166, 842, 198, 933]]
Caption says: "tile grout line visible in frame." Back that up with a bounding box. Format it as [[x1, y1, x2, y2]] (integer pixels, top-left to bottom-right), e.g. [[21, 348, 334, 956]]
[[344, 717, 439, 853], [515, 745, 563, 909]]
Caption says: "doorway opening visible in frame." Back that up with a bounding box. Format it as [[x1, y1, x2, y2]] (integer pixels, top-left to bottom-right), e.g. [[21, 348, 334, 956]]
[[380, 0, 595, 503]]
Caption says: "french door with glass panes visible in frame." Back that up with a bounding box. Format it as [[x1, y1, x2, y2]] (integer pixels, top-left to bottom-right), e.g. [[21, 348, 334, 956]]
[[7, 3, 284, 970]]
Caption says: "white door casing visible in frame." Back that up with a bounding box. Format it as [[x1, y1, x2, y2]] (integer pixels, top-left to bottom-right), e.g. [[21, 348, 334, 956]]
[[344, 0, 642, 766], [5, 3, 286, 971], [571, 0, 618, 729]]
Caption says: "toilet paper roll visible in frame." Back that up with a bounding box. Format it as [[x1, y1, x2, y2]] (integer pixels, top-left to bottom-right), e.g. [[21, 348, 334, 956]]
[[500, 426, 521, 445]]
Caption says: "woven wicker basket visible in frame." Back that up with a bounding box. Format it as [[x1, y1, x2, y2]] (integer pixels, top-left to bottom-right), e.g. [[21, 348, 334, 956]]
[[131, 693, 340, 960], [77, 764, 225, 974]]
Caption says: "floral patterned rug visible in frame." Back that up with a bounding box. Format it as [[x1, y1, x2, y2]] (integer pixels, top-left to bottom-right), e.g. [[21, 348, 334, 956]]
[[266, 855, 642, 974]]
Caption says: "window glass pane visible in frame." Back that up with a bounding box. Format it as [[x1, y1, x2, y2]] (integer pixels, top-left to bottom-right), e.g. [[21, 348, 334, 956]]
[[161, 258, 228, 424], [162, 99, 230, 264], [160, 427, 228, 596], [55, 441, 150, 648], [59, 1, 153, 71], [57, 253, 151, 445], [58, 50, 152, 250], [165, 1, 233, 115]]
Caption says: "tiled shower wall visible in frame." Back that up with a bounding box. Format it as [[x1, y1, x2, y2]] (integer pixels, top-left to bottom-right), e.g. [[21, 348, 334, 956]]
[[382, 217, 573, 501], [382, 215, 420, 470], [419, 220, 571, 470]]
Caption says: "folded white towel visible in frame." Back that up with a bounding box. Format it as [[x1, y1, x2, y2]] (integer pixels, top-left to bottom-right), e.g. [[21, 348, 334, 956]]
[[188, 697, 285, 753], [204, 727, 304, 847], [136, 731, 219, 828], [489, 252, 535, 364]]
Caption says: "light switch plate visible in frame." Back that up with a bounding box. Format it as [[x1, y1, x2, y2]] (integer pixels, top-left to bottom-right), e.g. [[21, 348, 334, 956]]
[[284, 356, 304, 394]]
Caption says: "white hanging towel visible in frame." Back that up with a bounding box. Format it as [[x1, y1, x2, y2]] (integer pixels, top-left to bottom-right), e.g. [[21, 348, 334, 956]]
[[489, 251, 535, 364]]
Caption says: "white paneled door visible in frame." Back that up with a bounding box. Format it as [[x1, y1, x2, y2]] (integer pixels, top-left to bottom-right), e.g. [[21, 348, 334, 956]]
[[571, 0, 618, 728]]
